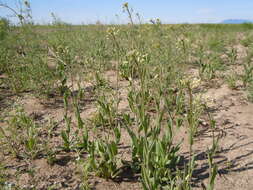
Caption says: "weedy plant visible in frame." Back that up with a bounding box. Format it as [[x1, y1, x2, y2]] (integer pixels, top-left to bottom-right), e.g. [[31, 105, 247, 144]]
[[74, 96, 90, 151], [140, 120, 182, 190], [49, 45, 73, 95], [0, 18, 9, 74], [225, 72, 238, 89], [241, 56, 253, 88], [0, 163, 7, 188], [247, 82, 253, 102], [0, 107, 40, 159], [241, 33, 253, 47], [193, 44, 218, 80], [60, 91, 80, 151], [91, 95, 119, 130], [43, 119, 57, 165], [226, 47, 238, 65], [85, 140, 121, 179]]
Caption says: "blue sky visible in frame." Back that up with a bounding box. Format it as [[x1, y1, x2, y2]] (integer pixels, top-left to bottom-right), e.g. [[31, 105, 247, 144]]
[[1, 0, 253, 24]]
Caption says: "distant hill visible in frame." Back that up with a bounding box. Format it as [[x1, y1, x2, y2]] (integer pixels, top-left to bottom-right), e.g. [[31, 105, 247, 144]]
[[221, 19, 253, 24]]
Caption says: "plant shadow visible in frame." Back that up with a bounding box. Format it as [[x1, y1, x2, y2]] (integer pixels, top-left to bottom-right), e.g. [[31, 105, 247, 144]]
[[180, 139, 253, 188]]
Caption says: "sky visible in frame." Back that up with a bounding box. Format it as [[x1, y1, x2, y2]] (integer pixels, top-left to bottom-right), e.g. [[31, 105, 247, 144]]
[[0, 0, 253, 24]]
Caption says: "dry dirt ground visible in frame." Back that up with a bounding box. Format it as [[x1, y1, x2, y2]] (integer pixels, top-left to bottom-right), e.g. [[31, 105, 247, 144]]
[[0, 63, 253, 189]]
